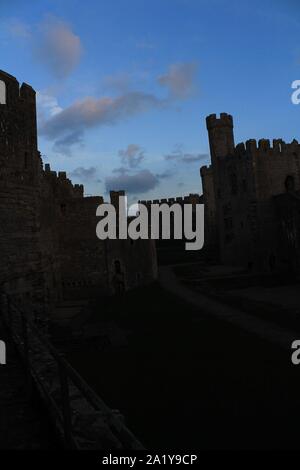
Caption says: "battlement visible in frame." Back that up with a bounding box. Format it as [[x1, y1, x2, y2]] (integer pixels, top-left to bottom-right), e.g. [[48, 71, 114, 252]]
[[233, 138, 300, 155], [43, 163, 84, 198], [138, 193, 202, 207], [0, 70, 36, 106], [205, 113, 300, 161], [206, 113, 233, 130]]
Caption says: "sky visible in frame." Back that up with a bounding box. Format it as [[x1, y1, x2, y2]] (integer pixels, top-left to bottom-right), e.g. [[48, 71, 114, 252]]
[[0, 0, 300, 203]]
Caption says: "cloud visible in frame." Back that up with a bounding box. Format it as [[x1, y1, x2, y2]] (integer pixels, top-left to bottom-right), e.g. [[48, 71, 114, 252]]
[[181, 153, 208, 163], [69, 166, 97, 181], [118, 144, 145, 168], [41, 62, 198, 155], [164, 143, 184, 161], [158, 62, 198, 99], [53, 131, 83, 156], [103, 73, 132, 93], [106, 144, 174, 195], [164, 144, 208, 164], [34, 15, 82, 78], [41, 92, 164, 153], [42, 93, 164, 139], [6, 15, 82, 79], [105, 169, 159, 194], [37, 91, 63, 120], [156, 169, 174, 179], [112, 167, 129, 175]]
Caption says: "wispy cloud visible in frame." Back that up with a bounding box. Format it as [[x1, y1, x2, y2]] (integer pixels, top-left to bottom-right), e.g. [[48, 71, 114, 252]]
[[181, 153, 208, 163], [40, 92, 165, 155], [118, 144, 145, 168], [6, 14, 82, 79], [105, 141, 174, 195], [105, 169, 159, 194], [158, 62, 198, 99], [156, 169, 174, 179], [41, 93, 164, 139], [164, 144, 208, 164], [40, 63, 198, 156], [102, 73, 132, 94], [69, 166, 98, 182], [37, 91, 63, 118], [34, 15, 82, 79], [53, 131, 84, 156]]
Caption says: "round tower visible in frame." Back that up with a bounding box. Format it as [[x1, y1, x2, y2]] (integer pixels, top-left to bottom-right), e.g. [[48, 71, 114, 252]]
[[206, 113, 235, 165], [0, 70, 39, 178]]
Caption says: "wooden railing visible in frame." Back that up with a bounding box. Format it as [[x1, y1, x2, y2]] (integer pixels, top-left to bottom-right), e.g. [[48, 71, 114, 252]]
[[0, 292, 144, 450]]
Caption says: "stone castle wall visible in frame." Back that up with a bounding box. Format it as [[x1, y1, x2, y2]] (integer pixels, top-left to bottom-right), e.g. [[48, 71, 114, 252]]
[[0, 71, 157, 319], [0, 71, 47, 315], [201, 112, 300, 272]]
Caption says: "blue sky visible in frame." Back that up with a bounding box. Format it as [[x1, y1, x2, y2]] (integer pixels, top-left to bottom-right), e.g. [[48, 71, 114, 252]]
[[1, 0, 300, 202]]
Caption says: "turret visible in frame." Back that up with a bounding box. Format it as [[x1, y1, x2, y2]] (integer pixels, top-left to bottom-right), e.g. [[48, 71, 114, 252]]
[[0, 70, 39, 175], [206, 113, 235, 165]]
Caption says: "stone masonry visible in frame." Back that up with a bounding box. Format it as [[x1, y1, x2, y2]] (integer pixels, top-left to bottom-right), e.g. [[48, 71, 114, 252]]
[[0, 71, 157, 320], [201, 113, 300, 273]]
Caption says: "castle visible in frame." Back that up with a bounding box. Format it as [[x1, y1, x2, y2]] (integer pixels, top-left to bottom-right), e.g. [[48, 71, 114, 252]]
[[0, 70, 157, 320], [201, 113, 300, 273], [1, 67, 298, 325]]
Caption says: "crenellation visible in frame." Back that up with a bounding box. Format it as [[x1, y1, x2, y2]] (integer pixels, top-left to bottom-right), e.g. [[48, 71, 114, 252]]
[[272, 139, 283, 152], [73, 184, 84, 198], [200, 165, 212, 177], [235, 142, 246, 153], [206, 112, 233, 129], [138, 194, 201, 207], [245, 139, 257, 152], [20, 82, 36, 102], [258, 139, 270, 151]]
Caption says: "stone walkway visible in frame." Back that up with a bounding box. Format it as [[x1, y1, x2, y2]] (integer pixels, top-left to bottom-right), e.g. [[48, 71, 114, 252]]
[[0, 319, 58, 449]]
